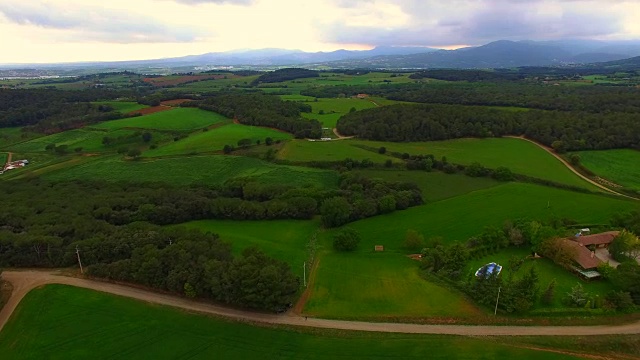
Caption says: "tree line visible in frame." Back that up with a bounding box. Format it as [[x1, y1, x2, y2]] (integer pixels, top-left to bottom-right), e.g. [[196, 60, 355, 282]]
[[183, 93, 322, 138], [301, 82, 640, 114], [336, 104, 640, 151], [251, 68, 319, 85]]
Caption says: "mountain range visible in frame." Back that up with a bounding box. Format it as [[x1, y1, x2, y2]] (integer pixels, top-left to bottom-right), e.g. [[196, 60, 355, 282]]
[[3, 39, 640, 71]]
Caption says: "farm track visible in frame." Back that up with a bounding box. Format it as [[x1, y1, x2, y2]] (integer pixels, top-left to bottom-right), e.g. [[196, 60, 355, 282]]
[[332, 128, 354, 140], [3, 270, 640, 337], [506, 136, 638, 200]]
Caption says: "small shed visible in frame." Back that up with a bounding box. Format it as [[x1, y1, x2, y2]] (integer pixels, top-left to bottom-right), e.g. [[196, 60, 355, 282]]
[[374, 245, 384, 252]]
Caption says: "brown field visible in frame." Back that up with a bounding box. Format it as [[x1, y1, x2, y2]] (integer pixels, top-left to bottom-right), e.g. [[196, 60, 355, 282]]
[[160, 99, 192, 107], [143, 75, 237, 87], [128, 106, 174, 116]]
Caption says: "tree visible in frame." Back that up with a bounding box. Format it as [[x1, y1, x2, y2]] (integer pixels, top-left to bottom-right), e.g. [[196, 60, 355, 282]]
[[566, 283, 589, 307], [265, 137, 273, 146], [223, 145, 234, 154], [237, 138, 252, 148], [404, 229, 425, 251], [333, 228, 360, 251], [320, 197, 351, 228], [45, 143, 56, 151], [492, 167, 514, 181], [378, 146, 386, 154], [349, 107, 357, 113], [569, 153, 581, 166], [551, 140, 567, 153], [542, 279, 556, 306], [74, 147, 83, 153], [142, 132, 153, 143], [377, 195, 396, 214], [127, 148, 141, 159], [609, 230, 640, 262], [537, 238, 576, 269]]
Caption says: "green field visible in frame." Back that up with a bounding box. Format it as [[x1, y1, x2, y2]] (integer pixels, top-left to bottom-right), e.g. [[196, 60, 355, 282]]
[[350, 138, 599, 190], [468, 248, 615, 309], [0, 127, 41, 148], [0, 285, 585, 360], [577, 149, 640, 190], [6, 129, 139, 153], [93, 101, 148, 113], [353, 170, 501, 202], [42, 155, 340, 188], [179, 219, 319, 279], [0, 152, 7, 165], [305, 252, 482, 319], [328, 182, 635, 251], [172, 75, 260, 92], [259, 72, 419, 95], [277, 139, 399, 163], [284, 97, 385, 128], [145, 123, 291, 157], [92, 108, 228, 131]]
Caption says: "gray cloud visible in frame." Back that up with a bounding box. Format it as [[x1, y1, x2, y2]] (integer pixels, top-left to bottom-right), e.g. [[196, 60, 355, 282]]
[[325, 0, 625, 46], [0, 2, 205, 43]]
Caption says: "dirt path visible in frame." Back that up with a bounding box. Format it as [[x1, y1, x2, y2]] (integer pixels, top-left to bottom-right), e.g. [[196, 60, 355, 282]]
[[2, 270, 640, 337], [332, 128, 355, 140], [505, 136, 636, 199]]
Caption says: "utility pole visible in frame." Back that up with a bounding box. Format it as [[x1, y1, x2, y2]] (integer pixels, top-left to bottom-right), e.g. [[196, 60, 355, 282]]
[[494, 286, 501, 315], [76, 245, 84, 274], [303, 262, 306, 287]]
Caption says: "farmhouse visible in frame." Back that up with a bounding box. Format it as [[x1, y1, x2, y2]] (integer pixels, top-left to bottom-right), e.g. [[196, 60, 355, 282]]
[[2, 159, 29, 173], [562, 231, 619, 279]]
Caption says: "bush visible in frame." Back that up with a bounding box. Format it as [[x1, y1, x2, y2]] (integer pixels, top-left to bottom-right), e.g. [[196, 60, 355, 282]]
[[333, 228, 360, 251], [605, 291, 635, 312]]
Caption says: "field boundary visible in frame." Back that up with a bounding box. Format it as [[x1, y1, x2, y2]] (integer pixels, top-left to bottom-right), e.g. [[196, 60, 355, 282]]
[[506, 136, 638, 200], [3, 270, 640, 336]]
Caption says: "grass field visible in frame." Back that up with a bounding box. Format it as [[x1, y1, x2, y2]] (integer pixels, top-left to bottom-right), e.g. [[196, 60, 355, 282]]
[[42, 155, 340, 188], [0, 127, 41, 148], [171, 75, 260, 92], [145, 123, 291, 157], [352, 170, 501, 202], [6, 129, 140, 153], [92, 108, 228, 131], [0, 285, 585, 360], [277, 139, 399, 163], [0, 152, 7, 165], [179, 219, 319, 279], [577, 149, 640, 190], [468, 248, 614, 308], [328, 182, 635, 251], [350, 138, 599, 190], [304, 252, 482, 319], [92, 101, 148, 114]]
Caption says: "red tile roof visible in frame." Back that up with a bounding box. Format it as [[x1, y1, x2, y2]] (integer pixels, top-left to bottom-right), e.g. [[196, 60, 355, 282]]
[[563, 240, 602, 270], [576, 231, 619, 246]]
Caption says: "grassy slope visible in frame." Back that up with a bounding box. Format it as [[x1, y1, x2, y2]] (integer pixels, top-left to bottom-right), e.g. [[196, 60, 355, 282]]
[[578, 149, 640, 190], [93, 108, 228, 131], [92, 101, 148, 113], [304, 252, 482, 319], [277, 139, 399, 163], [353, 170, 501, 202], [0, 127, 41, 148], [145, 123, 291, 157], [335, 182, 634, 250], [42, 155, 340, 188], [468, 248, 614, 308], [179, 219, 319, 279], [0, 285, 583, 360], [6, 129, 137, 153], [0, 152, 6, 165], [351, 138, 599, 190]]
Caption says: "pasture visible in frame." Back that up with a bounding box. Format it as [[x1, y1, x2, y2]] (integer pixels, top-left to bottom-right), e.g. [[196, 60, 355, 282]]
[[277, 139, 398, 163], [304, 252, 482, 320], [179, 219, 319, 279], [350, 138, 599, 190], [327, 182, 635, 251], [92, 101, 148, 114], [6, 129, 138, 153], [577, 149, 640, 190], [468, 248, 614, 309], [352, 170, 501, 202], [0, 285, 583, 360], [0, 127, 39, 148], [0, 152, 7, 165], [92, 108, 228, 131], [145, 123, 291, 157], [42, 155, 340, 188], [172, 75, 260, 92]]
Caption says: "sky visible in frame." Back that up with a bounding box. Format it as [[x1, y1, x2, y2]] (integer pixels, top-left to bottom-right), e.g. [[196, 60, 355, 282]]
[[1, 0, 640, 64]]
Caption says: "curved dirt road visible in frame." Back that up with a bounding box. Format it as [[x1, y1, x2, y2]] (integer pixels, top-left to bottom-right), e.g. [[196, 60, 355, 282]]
[[505, 136, 637, 199], [2, 270, 640, 336]]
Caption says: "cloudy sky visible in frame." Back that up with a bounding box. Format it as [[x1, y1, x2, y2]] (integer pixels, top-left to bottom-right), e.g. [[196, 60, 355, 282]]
[[1, 0, 639, 63]]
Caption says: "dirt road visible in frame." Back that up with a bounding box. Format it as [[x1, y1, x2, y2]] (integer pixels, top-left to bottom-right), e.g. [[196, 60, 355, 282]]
[[505, 136, 637, 199], [332, 128, 354, 139], [2, 270, 640, 336]]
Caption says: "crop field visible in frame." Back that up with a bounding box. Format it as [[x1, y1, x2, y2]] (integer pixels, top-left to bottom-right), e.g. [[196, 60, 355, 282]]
[[179, 219, 319, 278], [0, 285, 583, 360], [5, 129, 141, 153], [352, 170, 501, 202], [328, 182, 635, 251], [92, 108, 228, 131], [468, 248, 614, 309], [92, 101, 148, 114], [577, 149, 640, 190], [276, 139, 399, 163], [304, 252, 482, 319], [42, 155, 340, 188], [351, 138, 599, 190], [145, 123, 291, 157]]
